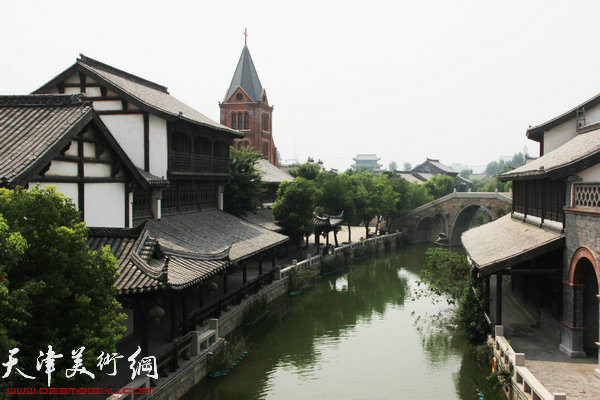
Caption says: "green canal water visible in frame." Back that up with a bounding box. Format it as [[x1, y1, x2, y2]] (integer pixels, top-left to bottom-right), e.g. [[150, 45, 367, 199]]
[[183, 245, 502, 400]]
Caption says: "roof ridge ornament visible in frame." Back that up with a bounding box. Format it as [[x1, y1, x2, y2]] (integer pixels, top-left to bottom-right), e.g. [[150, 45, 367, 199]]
[[244, 27, 248, 45]]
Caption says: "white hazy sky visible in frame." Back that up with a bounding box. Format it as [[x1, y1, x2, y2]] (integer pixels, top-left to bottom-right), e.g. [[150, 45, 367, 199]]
[[2, 0, 600, 172]]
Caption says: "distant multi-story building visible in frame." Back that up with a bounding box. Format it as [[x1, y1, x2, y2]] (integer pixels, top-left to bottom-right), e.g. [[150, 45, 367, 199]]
[[352, 154, 382, 172]]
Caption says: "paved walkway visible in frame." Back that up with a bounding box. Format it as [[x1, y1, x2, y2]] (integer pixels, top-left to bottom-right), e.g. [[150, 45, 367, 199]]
[[501, 290, 600, 399]]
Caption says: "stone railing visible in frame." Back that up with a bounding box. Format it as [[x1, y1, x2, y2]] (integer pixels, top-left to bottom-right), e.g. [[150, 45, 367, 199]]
[[400, 189, 512, 218], [279, 231, 403, 279], [573, 183, 600, 209], [493, 325, 566, 400]]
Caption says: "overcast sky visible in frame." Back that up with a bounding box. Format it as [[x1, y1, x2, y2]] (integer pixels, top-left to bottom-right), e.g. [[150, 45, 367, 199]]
[[2, 0, 600, 172]]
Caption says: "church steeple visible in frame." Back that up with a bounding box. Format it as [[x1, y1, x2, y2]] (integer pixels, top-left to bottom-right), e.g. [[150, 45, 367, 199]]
[[219, 35, 278, 166], [223, 44, 263, 102]]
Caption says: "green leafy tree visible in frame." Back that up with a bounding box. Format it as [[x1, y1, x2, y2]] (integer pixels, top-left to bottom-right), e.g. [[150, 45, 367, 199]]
[[388, 161, 398, 172], [273, 178, 319, 252], [459, 168, 473, 178], [403, 162, 412, 171], [384, 177, 411, 232], [351, 173, 378, 238], [288, 160, 321, 180], [224, 147, 264, 216], [0, 187, 125, 391], [407, 182, 434, 210], [372, 175, 399, 235], [315, 171, 355, 245], [423, 175, 456, 199]]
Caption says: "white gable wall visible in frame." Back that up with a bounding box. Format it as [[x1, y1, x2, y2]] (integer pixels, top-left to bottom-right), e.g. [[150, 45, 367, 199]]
[[100, 114, 145, 168], [149, 114, 168, 178], [543, 103, 600, 154], [85, 183, 125, 227]]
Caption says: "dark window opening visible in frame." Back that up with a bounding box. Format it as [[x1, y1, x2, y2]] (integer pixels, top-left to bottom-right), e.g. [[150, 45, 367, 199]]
[[244, 112, 249, 130], [194, 137, 211, 155], [231, 113, 236, 129], [171, 132, 191, 152]]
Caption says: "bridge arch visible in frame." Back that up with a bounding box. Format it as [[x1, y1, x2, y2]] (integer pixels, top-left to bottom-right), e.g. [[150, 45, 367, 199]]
[[448, 203, 494, 246], [414, 216, 433, 243]]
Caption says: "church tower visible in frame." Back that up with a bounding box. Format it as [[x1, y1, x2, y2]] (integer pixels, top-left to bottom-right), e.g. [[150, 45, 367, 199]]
[[220, 37, 278, 166]]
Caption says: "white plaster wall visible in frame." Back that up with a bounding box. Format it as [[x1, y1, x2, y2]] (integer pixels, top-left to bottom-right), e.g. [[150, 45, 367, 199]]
[[84, 183, 125, 227], [149, 114, 168, 178], [64, 140, 78, 157], [578, 164, 600, 182], [83, 142, 95, 158], [64, 74, 80, 84], [64, 87, 81, 95], [93, 100, 123, 111], [544, 119, 577, 154], [31, 182, 79, 206], [86, 87, 102, 97], [84, 163, 112, 178], [582, 103, 600, 126], [45, 160, 78, 176], [100, 114, 145, 168]]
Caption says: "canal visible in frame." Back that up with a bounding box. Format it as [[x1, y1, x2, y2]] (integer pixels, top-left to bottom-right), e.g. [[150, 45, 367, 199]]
[[183, 244, 503, 400]]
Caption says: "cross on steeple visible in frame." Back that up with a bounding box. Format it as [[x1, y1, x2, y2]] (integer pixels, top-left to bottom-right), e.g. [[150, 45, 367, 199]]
[[244, 28, 248, 44]]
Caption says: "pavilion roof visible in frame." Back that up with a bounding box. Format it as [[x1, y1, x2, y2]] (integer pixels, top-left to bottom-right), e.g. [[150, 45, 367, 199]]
[[224, 45, 263, 102]]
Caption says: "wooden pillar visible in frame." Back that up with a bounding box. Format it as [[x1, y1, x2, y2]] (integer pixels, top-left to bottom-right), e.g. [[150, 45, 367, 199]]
[[484, 275, 490, 315], [242, 261, 247, 284], [326, 230, 330, 247], [315, 231, 320, 253], [198, 282, 204, 307], [258, 254, 263, 276], [223, 270, 228, 294], [271, 248, 276, 268], [496, 273, 503, 325], [181, 291, 188, 334], [170, 292, 177, 340], [141, 296, 149, 356]]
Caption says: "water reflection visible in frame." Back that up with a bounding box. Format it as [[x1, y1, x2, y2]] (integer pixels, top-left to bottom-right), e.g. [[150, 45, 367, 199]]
[[182, 245, 500, 400]]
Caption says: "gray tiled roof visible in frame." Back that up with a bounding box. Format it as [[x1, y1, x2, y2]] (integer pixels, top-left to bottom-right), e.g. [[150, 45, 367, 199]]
[[257, 158, 294, 184], [35, 55, 242, 137], [137, 167, 168, 186], [145, 209, 288, 262], [397, 172, 424, 184], [413, 158, 458, 176], [242, 208, 284, 232], [0, 95, 91, 187], [224, 45, 263, 102], [88, 225, 229, 294], [462, 214, 564, 276], [500, 127, 600, 180]]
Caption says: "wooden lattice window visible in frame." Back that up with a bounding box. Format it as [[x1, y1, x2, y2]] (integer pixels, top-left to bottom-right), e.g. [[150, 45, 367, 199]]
[[244, 112, 249, 130], [171, 132, 191, 152], [231, 113, 236, 129], [132, 188, 152, 220]]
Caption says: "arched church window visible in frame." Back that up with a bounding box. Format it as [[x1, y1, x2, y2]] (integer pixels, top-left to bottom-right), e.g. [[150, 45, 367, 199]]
[[237, 113, 242, 130], [231, 113, 236, 129], [244, 112, 249, 130]]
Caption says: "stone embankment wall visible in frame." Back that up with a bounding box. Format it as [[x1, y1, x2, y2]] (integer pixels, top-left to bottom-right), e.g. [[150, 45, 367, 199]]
[[110, 231, 403, 400]]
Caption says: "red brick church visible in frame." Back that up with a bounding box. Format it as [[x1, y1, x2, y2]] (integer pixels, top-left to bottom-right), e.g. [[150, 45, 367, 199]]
[[219, 40, 279, 166]]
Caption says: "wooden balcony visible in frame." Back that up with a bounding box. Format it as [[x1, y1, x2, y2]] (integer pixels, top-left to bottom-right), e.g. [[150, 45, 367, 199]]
[[169, 151, 230, 175]]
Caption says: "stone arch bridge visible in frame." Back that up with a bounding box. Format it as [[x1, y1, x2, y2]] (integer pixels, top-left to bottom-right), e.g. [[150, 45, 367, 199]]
[[397, 191, 512, 246]]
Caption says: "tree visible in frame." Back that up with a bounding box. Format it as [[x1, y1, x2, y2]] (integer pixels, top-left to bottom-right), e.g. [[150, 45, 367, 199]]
[[384, 177, 410, 232], [388, 161, 398, 172], [315, 171, 355, 245], [0, 187, 125, 390], [273, 178, 319, 252], [423, 175, 456, 199], [407, 182, 434, 210], [459, 168, 473, 178], [403, 162, 412, 172], [224, 147, 264, 216], [351, 173, 379, 238], [288, 160, 321, 180], [510, 152, 524, 167], [372, 175, 399, 235]]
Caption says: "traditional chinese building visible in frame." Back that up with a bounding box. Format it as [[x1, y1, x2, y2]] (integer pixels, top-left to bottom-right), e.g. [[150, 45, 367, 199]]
[[351, 154, 382, 173], [462, 92, 600, 378], [398, 158, 472, 191], [219, 43, 279, 166], [7, 55, 291, 385]]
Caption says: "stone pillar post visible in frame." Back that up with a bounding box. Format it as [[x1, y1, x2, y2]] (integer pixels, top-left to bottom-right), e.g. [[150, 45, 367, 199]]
[[560, 282, 587, 358], [496, 273, 502, 326]]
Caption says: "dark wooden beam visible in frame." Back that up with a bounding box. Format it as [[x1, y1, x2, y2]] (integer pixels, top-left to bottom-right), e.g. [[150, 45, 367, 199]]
[[77, 133, 84, 216], [144, 112, 150, 172], [504, 269, 561, 275], [78, 72, 86, 93], [96, 110, 145, 115], [124, 188, 130, 228]]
